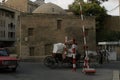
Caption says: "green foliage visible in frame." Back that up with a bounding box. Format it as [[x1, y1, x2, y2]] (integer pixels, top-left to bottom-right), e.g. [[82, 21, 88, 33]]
[[69, 0, 107, 28], [69, 0, 120, 42], [69, 0, 111, 42], [97, 30, 120, 42], [82, 3, 106, 16], [102, 0, 108, 1]]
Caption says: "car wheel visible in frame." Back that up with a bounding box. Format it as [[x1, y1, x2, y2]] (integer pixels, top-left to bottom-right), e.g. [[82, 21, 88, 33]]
[[11, 67, 17, 72]]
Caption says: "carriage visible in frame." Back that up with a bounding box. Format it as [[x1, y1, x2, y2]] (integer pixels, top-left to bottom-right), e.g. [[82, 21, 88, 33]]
[[43, 43, 81, 68]]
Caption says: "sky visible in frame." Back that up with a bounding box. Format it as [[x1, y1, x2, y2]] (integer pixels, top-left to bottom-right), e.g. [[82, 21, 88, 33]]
[[101, 0, 119, 16], [0, 0, 119, 16], [39, 0, 120, 16]]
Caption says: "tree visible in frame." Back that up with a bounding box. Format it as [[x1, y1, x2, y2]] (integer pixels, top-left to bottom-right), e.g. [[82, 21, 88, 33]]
[[88, 0, 108, 4], [69, 0, 120, 42], [69, 0, 107, 28], [69, 0, 111, 41]]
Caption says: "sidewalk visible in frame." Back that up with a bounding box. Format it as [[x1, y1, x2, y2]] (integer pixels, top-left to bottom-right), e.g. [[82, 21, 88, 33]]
[[74, 68, 117, 80], [76, 61, 120, 80], [113, 70, 119, 80]]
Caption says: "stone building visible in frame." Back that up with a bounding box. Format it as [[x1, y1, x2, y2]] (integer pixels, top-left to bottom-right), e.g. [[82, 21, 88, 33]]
[[17, 14, 96, 57], [1, 0, 96, 58], [103, 16, 120, 59], [4, 0, 43, 13], [33, 3, 66, 14], [0, 3, 19, 47], [2, 0, 120, 60], [15, 3, 96, 58]]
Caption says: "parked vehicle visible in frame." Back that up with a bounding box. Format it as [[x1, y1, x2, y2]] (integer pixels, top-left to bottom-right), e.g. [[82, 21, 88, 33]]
[[0, 48, 19, 71]]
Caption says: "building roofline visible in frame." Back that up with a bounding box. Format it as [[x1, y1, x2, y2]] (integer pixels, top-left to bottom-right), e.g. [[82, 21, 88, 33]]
[[28, 0, 39, 6], [0, 3, 20, 13]]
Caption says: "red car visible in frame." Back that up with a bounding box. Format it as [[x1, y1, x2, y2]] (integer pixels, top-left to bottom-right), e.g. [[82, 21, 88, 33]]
[[0, 48, 19, 71]]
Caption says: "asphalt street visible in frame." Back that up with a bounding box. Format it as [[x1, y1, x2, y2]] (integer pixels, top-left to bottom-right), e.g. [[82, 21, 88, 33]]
[[0, 61, 119, 80]]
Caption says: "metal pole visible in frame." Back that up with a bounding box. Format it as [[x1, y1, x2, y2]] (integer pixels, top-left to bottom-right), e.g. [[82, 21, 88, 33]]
[[19, 15, 21, 58], [72, 38, 76, 72], [79, 1, 89, 69], [79, 1, 88, 56], [80, 0, 96, 73], [79, 2, 84, 21], [63, 36, 68, 59]]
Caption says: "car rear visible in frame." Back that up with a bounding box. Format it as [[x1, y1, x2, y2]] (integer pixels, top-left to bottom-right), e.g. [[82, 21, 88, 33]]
[[0, 48, 19, 71]]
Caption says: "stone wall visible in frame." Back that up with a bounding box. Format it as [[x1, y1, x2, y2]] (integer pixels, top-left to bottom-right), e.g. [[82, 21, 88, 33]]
[[5, 0, 38, 13], [5, 0, 27, 12], [16, 13, 96, 57], [103, 16, 120, 59], [104, 16, 120, 31]]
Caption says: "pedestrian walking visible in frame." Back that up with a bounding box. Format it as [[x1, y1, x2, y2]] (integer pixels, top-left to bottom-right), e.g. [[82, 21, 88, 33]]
[[97, 47, 104, 64]]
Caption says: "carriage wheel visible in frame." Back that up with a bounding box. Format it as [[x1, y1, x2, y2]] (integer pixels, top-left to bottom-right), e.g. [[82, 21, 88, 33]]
[[44, 56, 52, 67], [44, 56, 56, 68], [49, 58, 56, 69]]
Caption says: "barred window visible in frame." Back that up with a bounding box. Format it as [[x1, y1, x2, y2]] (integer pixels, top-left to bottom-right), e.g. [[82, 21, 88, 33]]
[[57, 20, 62, 29], [0, 31, 5, 38], [28, 28, 34, 36], [29, 47, 34, 56], [8, 32, 15, 38]]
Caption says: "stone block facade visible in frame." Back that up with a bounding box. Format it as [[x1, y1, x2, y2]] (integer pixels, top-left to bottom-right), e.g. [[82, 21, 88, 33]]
[[5, 0, 38, 13], [16, 13, 96, 57], [103, 16, 120, 59]]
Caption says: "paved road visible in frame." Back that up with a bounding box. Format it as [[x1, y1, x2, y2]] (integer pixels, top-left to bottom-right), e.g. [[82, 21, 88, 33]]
[[0, 61, 118, 80]]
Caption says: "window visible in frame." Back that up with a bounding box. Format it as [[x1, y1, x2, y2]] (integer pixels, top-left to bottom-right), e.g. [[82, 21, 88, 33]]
[[8, 32, 15, 38], [8, 23, 15, 30], [5, 13, 9, 17], [85, 28, 89, 36], [11, 14, 14, 18], [28, 28, 34, 36], [57, 20, 62, 29], [52, 8, 54, 12], [3, 20, 5, 27], [0, 11, 1, 16], [0, 31, 5, 38], [0, 49, 8, 56], [1, 11, 4, 16], [0, 20, 2, 27], [29, 47, 34, 56], [45, 44, 52, 55], [0, 20, 5, 27]]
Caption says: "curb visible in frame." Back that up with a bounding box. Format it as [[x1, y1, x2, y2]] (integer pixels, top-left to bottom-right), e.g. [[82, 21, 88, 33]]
[[19, 56, 47, 62], [113, 70, 119, 80]]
